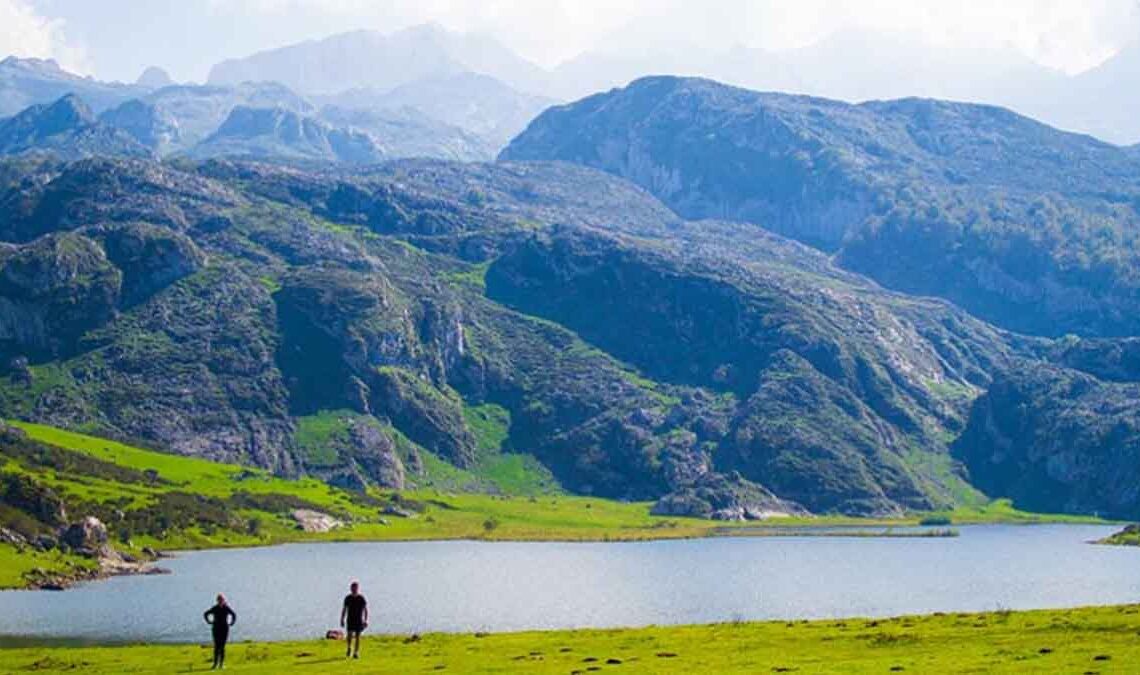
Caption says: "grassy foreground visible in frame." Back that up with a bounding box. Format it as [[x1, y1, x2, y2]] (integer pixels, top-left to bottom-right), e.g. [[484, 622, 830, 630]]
[[4, 605, 1139, 673]]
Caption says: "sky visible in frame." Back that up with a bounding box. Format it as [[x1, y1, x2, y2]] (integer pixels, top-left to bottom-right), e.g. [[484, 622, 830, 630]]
[[2, 0, 1139, 83]]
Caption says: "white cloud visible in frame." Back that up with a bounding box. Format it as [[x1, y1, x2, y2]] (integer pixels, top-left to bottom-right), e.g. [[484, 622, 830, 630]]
[[0, 0, 88, 72]]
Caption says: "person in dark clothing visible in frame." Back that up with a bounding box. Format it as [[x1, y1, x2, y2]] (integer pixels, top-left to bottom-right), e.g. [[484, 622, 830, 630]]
[[203, 593, 237, 670], [340, 581, 369, 659]]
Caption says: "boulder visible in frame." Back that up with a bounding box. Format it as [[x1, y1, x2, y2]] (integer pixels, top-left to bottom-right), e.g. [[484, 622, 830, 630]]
[[291, 509, 343, 533], [59, 516, 110, 556]]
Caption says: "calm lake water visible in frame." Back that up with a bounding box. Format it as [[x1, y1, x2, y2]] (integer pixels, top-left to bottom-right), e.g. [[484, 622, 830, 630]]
[[0, 524, 1136, 643]]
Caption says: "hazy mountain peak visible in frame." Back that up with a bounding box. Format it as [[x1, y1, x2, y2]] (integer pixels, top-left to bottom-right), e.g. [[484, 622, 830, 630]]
[[206, 23, 549, 96], [31, 93, 97, 131], [136, 66, 174, 89], [0, 56, 68, 77]]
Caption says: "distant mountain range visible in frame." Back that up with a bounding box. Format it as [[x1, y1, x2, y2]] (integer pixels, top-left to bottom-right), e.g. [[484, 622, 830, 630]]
[[207, 23, 550, 96], [0, 38, 551, 162], [207, 23, 1140, 145], [316, 72, 554, 150], [9, 23, 1140, 146]]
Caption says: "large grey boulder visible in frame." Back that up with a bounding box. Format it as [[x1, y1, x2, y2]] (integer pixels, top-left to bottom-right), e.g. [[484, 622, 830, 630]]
[[59, 516, 110, 556]]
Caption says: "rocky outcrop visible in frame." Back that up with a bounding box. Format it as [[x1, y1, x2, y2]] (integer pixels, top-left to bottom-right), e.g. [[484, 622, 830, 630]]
[[59, 516, 110, 556], [0, 232, 122, 359], [93, 222, 206, 305], [291, 509, 343, 533], [371, 367, 476, 469], [652, 473, 808, 521], [954, 363, 1140, 519], [346, 419, 406, 489]]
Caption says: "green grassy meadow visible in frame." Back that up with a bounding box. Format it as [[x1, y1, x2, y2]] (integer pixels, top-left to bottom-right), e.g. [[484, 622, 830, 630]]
[[4, 605, 1140, 673]]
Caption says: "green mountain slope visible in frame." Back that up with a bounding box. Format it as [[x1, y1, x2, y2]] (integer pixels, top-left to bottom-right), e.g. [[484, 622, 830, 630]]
[[0, 155, 1138, 520]]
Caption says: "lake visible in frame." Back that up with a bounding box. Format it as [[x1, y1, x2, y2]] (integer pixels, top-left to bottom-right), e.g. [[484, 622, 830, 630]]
[[0, 524, 1136, 643]]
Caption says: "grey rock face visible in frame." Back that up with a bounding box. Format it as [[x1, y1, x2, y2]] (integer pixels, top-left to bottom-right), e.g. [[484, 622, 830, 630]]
[[291, 509, 343, 533], [190, 106, 386, 164], [652, 473, 809, 520], [99, 100, 182, 154], [59, 516, 110, 556], [347, 419, 406, 489]]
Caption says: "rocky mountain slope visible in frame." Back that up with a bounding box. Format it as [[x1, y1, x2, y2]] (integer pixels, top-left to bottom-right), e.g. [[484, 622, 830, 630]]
[[0, 94, 149, 159], [1, 154, 1137, 518], [189, 106, 386, 164], [503, 76, 1140, 338]]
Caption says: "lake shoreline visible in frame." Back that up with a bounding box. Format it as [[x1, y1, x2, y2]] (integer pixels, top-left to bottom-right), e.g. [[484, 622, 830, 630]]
[[1, 523, 1131, 644], [1, 515, 1114, 591]]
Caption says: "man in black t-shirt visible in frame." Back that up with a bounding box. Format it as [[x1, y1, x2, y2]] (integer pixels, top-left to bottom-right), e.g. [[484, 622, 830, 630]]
[[340, 580, 369, 659]]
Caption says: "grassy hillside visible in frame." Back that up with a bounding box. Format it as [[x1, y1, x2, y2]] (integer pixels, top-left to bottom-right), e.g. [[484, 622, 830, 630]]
[[6, 421, 676, 542], [4, 605, 1139, 673], [0, 421, 702, 588], [2, 421, 1108, 589]]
